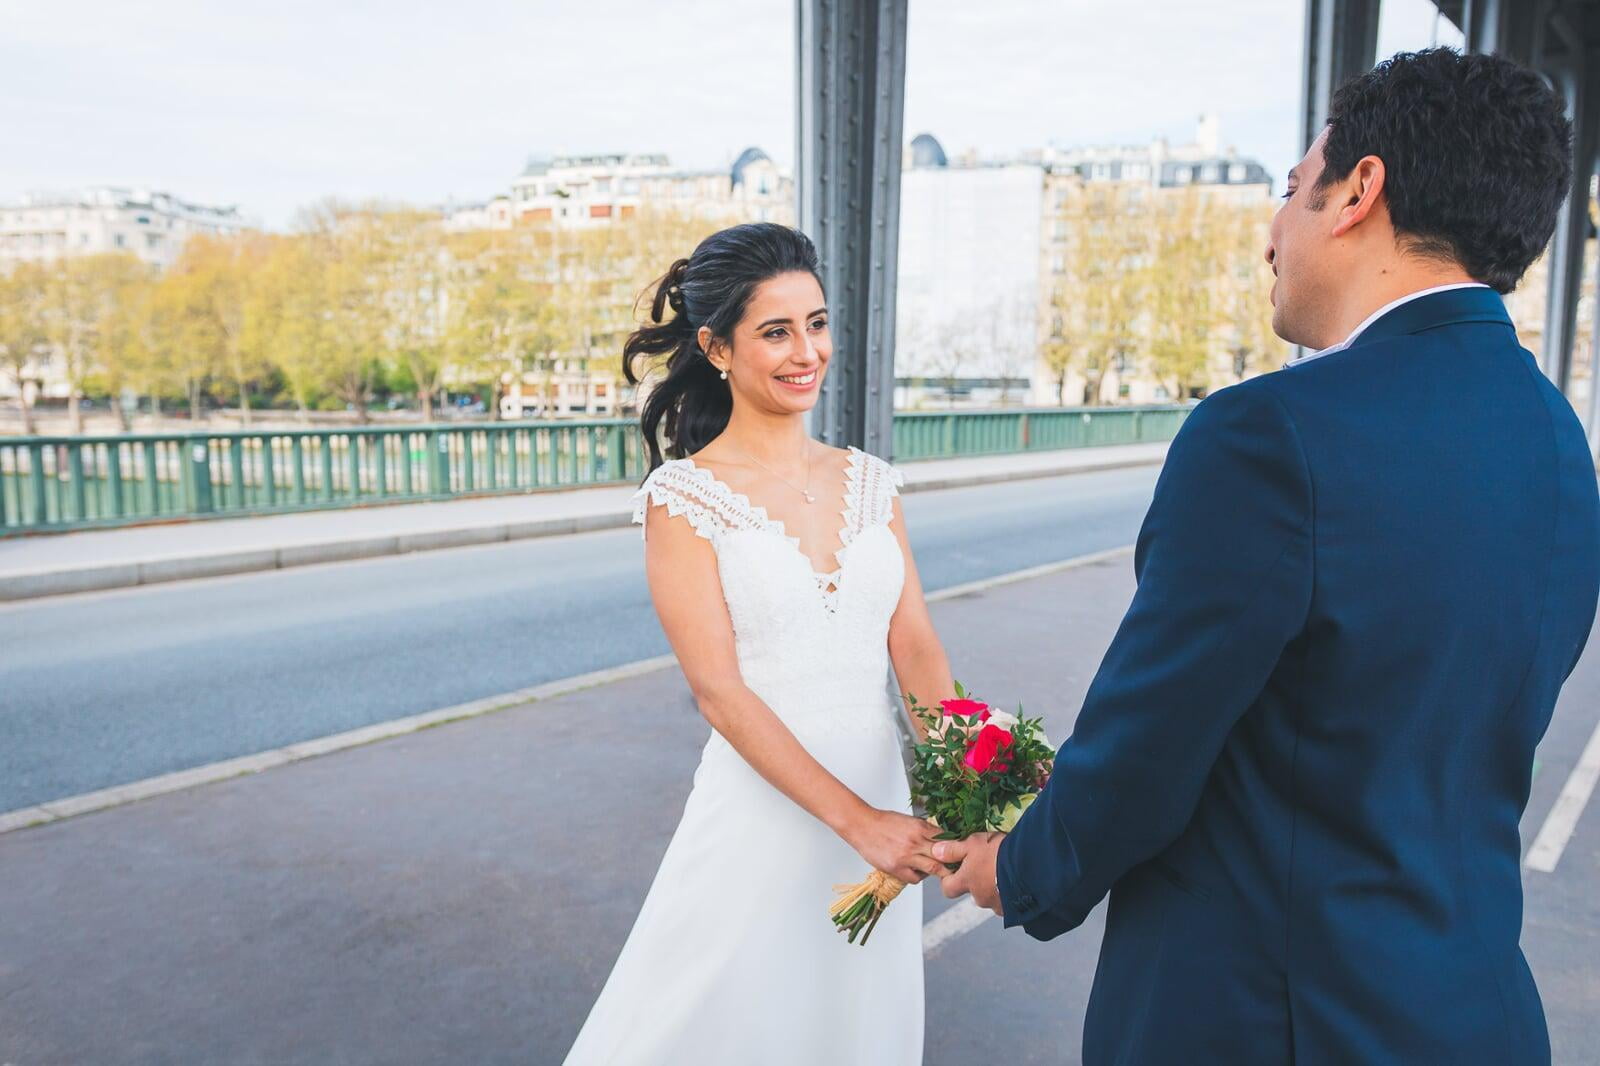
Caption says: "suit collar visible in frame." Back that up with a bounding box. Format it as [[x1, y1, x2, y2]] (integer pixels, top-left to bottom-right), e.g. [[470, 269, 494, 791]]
[[1343, 284, 1513, 352]]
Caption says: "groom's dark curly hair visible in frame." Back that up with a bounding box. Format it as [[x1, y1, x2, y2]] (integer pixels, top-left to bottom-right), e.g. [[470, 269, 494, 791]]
[[1312, 47, 1572, 294]]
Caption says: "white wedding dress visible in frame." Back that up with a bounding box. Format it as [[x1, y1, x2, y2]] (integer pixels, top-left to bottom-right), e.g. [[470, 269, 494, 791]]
[[563, 446, 924, 1065]]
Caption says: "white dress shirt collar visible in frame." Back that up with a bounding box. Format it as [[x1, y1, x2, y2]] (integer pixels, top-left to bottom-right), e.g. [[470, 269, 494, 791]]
[[1285, 282, 1490, 368]]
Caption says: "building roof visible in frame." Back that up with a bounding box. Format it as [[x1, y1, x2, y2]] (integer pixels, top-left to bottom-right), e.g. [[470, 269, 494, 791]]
[[1156, 158, 1272, 188], [731, 146, 772, 187], [909, 133, 949, 168], [3, 186, 244, 222]]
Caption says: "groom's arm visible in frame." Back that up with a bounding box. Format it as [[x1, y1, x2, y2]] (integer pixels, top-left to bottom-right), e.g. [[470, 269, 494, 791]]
[[996, 381, 1313, 940]]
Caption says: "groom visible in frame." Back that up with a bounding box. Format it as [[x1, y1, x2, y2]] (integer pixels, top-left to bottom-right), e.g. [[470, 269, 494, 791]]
[[936, 49, 1599, 1065]]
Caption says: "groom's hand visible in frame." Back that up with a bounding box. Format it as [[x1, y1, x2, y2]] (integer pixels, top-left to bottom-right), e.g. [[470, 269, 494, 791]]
[[933, 833, 1005, 916]]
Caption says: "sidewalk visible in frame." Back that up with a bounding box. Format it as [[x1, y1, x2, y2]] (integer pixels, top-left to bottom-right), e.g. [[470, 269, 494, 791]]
[[0, 442, 1167, 601], [1, 553, 1595, 1064]]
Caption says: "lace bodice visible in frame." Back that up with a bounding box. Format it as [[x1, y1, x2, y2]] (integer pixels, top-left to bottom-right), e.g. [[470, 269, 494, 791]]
[[632, 447, 907, 741]]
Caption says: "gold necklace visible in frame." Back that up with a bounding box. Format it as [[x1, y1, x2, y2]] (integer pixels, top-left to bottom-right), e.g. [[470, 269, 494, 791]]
[[739, 444, 815, 504]]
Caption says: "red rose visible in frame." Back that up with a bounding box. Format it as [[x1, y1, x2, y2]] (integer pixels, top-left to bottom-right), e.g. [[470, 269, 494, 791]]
[[963, 722, 1015, 774], [940, 697, 990, 722]]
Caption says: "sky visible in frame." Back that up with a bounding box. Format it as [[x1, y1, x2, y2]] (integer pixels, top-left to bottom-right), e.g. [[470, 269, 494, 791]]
[[0, 0, 1463, 230]]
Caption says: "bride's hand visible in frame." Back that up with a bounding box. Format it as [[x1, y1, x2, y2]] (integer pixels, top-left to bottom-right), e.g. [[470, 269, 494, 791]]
[[843, 808, 945, 884]]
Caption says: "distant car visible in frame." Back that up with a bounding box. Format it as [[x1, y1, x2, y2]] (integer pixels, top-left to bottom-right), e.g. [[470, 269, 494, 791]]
[[500, 398, 544, 420]]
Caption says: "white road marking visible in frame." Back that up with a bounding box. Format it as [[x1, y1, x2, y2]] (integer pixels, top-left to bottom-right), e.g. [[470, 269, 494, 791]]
[[922, 898, 994, 955], [924, 544, 1133, 603], [0, 546, 1139, 837], [1525, 713, 1600, 873], [0, 654, 677, 836]]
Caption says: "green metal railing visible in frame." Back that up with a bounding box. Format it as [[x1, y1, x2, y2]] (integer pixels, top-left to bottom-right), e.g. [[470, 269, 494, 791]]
[[892, 404, 1190, 460], [0, 405, 1189, 534]]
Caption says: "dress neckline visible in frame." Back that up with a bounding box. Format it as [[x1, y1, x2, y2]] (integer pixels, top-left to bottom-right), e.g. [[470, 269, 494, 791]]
[[675, 446, 869, 598]]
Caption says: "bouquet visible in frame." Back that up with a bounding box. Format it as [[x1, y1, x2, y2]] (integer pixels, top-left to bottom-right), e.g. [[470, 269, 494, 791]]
[[829, 681, 1054, 945]]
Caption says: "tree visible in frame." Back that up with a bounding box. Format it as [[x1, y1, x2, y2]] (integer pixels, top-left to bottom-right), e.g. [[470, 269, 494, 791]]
[[0, 263, 51, 434], [1038, 287, 1076, 406], [1146, 189, 1219, 401], [179, 232, 272, 425], [1217, 199, 1283, 379], [143, 257, 225, 421], [981, 293, 1035, 405], [241, 235, 328, 422], [1044, 182, 1155, 406], [41, 253, 150, 433], [374, 208, 453, 420], [299, 201, 389, 423], [927, 312, 978, 407]]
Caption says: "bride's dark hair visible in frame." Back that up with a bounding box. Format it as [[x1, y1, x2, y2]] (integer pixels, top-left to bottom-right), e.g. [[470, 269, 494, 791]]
[[624, 222, 823, 471]]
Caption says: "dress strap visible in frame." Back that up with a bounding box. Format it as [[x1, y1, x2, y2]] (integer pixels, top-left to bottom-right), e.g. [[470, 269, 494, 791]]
[[631, 459, 778, 543], [841, 447, 905, 544]]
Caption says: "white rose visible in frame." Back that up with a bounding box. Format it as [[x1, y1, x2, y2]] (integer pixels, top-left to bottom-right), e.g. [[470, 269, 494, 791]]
[[996, 791, 1037, 832], [986, 709, 1019, 731]]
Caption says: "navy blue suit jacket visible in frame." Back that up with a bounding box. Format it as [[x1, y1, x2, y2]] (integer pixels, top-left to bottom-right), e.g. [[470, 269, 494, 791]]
[[996, 288, 1599, 1065]]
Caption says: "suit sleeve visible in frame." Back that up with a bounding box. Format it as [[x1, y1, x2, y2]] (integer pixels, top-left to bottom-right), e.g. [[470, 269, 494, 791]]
[[996, 382, 1313, 940]]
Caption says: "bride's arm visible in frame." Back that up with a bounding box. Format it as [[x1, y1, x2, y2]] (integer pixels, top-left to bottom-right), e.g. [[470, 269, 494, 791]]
[[643, 503, 944, 885], [885, 496, 957, 742]]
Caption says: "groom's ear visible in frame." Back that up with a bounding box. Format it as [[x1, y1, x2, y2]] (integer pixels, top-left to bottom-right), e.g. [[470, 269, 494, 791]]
[[1328, 155, 1387, 239]]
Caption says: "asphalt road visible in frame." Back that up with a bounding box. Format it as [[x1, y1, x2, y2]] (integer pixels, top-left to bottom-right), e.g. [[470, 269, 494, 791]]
[[3, 554, 1595, 1064], [0, 465, 1161, 813]]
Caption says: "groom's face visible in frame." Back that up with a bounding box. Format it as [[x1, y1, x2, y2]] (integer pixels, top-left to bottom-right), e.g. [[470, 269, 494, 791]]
[[1266, 129, 1342, 348]]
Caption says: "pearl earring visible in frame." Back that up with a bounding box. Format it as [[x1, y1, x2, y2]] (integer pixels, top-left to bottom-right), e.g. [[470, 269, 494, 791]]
[[719, 369, 728, 380]]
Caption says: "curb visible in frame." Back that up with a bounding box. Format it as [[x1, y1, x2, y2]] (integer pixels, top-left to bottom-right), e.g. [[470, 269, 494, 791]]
[[0, 511, 637, 603], [903, 454, 1164, 494], [0, 545, 1133, 836], [0, 654, 680, 836], [0, 452, 1163, 604]]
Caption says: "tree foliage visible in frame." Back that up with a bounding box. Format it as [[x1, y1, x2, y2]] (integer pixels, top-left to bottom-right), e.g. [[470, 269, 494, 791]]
[[0, 205, 718, 429]]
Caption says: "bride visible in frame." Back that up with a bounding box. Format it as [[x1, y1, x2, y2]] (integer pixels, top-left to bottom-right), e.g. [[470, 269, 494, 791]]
[[563, 222, 955, 1064]]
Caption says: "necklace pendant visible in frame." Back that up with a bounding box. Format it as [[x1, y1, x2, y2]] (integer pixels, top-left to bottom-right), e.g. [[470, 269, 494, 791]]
[[804, 492, 816, 504]]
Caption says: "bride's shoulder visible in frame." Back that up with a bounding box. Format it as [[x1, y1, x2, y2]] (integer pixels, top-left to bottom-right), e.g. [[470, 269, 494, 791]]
[[631, 458, 729, 543], [841, 445, 905, 487]]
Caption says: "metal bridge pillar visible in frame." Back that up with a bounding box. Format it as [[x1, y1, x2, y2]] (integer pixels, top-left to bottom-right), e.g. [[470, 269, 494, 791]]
[[1540, 60, 1599, 392], [796, 0, 908, 457], [1300, 0, 1382, 152]]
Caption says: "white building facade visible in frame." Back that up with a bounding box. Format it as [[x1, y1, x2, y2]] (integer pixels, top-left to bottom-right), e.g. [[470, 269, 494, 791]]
[[894, 150, 1045, 407], [0, 187, 247, 271], [446, 148, 792, 232]]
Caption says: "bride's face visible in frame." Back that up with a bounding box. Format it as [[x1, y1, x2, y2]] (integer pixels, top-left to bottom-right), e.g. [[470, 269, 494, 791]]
[[704, 271, 831, 417]]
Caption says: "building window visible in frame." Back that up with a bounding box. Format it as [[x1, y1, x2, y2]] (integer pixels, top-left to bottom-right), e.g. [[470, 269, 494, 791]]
[[589, 204, 612, 218], [114, 234, 126, 247]]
